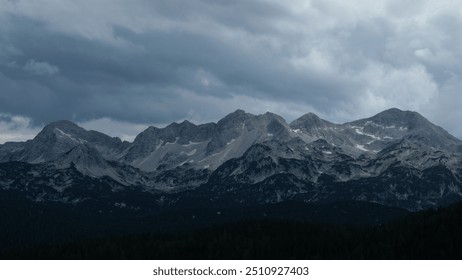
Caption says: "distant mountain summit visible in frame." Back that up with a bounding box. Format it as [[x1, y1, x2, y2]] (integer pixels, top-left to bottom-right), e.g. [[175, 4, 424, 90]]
[[0, 120, 129, 164], [290, 112, 335, 131], [349, 108, 462, 152], [1, 108, 462, 212]]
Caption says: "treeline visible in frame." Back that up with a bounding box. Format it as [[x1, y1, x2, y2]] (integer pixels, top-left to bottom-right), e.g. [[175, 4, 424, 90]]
[[5, 201, 462, 259]]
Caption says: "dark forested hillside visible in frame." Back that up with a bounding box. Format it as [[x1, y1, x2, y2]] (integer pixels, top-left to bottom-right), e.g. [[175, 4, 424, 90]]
[[4, 201, 462, 260]]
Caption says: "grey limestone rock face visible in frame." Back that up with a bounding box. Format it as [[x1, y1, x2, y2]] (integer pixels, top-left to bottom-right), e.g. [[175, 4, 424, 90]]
[[124, 121, 217, 164], [122, 110, 294, 172], [289, 108, 462, 156], [1, 108, 462, 211], [2, 108, 462, 175], [348, 108, 462, 153], [54, 144, 110, 170], [0, 120, 128, 164], [0, 142, 25, 162], [290, 112, 335, 132]]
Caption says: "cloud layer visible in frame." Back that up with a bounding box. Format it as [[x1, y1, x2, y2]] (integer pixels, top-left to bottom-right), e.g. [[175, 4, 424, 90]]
[[1, 0, 462, 142]]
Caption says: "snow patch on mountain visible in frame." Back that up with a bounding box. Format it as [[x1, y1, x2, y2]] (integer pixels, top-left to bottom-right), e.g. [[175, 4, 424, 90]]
[[55, 128, 87, 144]]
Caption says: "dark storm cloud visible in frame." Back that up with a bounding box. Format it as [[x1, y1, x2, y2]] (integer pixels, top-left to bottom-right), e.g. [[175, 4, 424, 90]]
[[0, 10, 353, 125], [0, 0, 462, 141]]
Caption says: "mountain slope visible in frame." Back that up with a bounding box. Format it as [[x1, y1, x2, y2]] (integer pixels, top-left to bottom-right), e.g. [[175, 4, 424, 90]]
[[123, 110, 293, 171], [0, 120, 129, 164], [1, 108, 462, 212]]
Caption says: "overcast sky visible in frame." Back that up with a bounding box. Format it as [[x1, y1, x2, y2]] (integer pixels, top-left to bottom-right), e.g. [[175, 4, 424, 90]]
[[1, 0, 462, 143]]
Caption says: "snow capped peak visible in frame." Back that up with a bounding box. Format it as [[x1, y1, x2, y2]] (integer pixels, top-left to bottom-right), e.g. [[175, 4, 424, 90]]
[[55, 128, 87, 144]]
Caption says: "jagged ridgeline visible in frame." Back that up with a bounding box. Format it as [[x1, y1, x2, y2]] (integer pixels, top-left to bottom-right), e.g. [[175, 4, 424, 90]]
[[1, 108, 462, 213], [3, 108, 462, 257]]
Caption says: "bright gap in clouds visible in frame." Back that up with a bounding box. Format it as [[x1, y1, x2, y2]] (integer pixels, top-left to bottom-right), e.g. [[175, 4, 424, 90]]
[[77, 118, 150, 142], [0, 114, 150, 144], [2, 104, 462, 145], [1, 0, 462, 141], [0, 113, 40, 144]]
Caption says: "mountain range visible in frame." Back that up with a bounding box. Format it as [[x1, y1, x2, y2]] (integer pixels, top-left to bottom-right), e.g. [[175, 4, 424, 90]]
[[1, 108, 462, 219]]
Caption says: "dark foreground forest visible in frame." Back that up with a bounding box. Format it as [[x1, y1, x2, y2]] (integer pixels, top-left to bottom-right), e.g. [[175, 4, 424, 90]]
[[3, 201, 462, 259]]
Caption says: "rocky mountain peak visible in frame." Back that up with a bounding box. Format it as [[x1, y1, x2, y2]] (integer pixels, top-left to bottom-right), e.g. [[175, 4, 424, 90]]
[[166, 119, 196, 129], [35, 120, 85, 141], [43, 120, 82, 130], [2, 120, 127, 164], [217, 109, 253, 127], [290, 112, 333, 131], [366, 108, 428, 129], [262, 111, 284, 120], [2, 108, 462, 212]]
